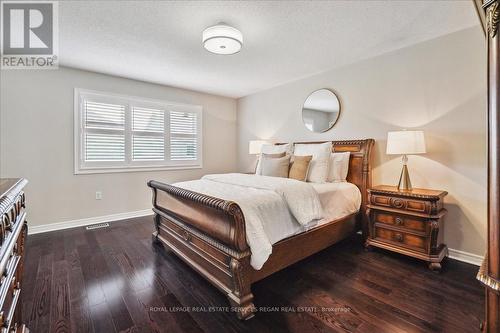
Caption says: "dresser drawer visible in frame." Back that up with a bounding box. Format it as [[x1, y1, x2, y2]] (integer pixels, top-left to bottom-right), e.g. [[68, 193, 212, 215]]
[[370, 194, 437, 214], [1, 283, 21, 332], [7, 193, 24, 224], [1, 192, 25, 246], [0, 179, 27, 331], [0, 254, 21, 329], [373, 211, 428, 233], [374, 226, 428, 252]]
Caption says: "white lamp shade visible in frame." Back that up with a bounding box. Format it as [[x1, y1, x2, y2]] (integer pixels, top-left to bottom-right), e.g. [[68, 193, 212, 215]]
[[386, 131, 426, 155], [249, 140, 267, 155], [203, 24, 243, 55]]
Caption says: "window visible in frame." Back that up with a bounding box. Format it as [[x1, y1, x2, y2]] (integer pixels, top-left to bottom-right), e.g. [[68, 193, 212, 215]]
[[74, 88, 202, 174]]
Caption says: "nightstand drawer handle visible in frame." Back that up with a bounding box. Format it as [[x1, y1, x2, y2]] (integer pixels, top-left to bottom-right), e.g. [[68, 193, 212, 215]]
[[395, 217, 403, 226], [394, 233, 403, 242], [391, 198, 405, 209]]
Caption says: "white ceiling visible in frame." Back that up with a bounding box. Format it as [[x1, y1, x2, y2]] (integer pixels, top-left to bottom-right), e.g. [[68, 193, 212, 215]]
[[59, 1, 479, 98]]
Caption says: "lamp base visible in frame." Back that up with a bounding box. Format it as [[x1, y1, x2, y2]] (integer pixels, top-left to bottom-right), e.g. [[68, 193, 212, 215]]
[[397, 164, 412, 191]]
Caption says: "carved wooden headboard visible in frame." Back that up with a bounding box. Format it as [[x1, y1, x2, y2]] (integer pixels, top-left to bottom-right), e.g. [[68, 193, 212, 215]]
[[278, 139, 375, 234]]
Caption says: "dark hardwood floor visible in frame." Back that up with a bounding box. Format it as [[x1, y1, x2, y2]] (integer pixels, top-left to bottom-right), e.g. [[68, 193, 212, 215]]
[[21, 216, 484, 332]]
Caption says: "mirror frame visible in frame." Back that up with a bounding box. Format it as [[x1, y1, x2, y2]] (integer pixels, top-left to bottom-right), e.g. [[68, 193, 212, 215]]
[[301, 88, 342, 133]]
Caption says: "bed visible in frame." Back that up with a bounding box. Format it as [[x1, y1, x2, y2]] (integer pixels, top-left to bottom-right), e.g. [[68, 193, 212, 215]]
[[148, 139, 374, 319]]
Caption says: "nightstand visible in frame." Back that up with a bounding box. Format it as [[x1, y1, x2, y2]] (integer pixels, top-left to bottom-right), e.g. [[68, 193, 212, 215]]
[[365, 185, 448, 271]]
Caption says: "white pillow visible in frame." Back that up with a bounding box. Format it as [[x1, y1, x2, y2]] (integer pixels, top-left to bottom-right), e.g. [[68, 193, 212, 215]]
[[328, 152, 350, 182], [293, 142, 332, 183], [256, 143, 292, 174], [260, 154, 291, 178]]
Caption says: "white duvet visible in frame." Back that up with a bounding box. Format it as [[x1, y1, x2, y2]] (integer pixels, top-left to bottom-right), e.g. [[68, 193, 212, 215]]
[[173, 173, 360, 270]]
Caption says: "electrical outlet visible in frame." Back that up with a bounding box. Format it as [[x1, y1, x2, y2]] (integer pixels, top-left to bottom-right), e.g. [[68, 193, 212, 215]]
[[95, 191, 102, 200]]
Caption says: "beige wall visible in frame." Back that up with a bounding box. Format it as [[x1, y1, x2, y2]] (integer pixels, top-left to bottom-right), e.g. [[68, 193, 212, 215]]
[[237, 27, 487, 256], [0, 67, 238, 227]]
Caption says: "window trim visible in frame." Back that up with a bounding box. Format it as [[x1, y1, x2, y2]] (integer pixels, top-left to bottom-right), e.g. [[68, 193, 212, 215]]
[[74, 88, 203, 175]]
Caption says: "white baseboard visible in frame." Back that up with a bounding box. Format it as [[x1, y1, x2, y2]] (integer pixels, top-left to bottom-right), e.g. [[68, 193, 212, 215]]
[[28, 209, 153, 235], [448, 248, 484, 266]]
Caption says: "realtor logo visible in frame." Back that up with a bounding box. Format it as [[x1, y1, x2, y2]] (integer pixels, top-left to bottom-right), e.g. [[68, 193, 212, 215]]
[[1, 1, 58, 69]]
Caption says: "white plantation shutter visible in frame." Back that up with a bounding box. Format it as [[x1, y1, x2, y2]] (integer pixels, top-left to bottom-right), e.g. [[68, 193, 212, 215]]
[[75, 89, 202, 174], [132, 106, 165, 161], [85, 101, 125, 130], [170, 111, 198, 161], [132, 136, 164, 161], [85, 133, 125, 161], [83, 101, 126, 162], [132, 106, 164, 132]]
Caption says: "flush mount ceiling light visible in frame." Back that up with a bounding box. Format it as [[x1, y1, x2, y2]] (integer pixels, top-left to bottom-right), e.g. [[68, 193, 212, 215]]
[[202, 24, 243, 55]]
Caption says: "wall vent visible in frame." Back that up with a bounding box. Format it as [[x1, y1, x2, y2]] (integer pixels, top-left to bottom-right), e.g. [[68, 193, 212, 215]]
[[85, 222, 110, 230]]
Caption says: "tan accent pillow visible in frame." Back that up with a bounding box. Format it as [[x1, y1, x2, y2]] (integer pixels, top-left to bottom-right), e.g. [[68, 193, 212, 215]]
[[260, 155, 291, 178], [289, 155, 313, 181]]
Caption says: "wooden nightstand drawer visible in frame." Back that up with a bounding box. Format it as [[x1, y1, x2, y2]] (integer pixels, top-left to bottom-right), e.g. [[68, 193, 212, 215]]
[[373, 212, 427, 233], [374, 226, 427, 252], [371, 194, 431, 214]]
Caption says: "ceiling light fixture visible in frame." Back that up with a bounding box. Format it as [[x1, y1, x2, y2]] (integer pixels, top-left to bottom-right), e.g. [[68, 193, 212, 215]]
[[202, 23, 243, 55]]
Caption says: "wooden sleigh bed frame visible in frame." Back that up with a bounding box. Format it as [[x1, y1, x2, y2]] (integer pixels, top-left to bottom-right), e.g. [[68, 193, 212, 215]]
[[148, 139, 374, 319]]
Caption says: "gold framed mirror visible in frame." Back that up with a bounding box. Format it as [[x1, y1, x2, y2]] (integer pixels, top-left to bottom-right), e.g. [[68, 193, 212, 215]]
[[301, 89, 341, 133]]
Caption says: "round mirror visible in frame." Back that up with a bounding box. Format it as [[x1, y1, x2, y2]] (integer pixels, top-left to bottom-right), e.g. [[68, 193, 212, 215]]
[[302, 89, 341, 133]]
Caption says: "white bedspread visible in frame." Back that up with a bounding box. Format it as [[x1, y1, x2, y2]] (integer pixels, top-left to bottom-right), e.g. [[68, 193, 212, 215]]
[[312, 182, 362, 224], [173, 173, 359, 270], [203, 173, 323, 225]]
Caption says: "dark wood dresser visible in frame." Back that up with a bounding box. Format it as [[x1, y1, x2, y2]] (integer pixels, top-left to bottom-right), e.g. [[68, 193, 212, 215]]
[[365, 185, 448, 271], [0, 179, 28, 332]]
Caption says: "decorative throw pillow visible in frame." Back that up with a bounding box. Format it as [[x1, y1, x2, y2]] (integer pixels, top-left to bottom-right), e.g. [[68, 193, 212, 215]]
[[293, 142, 332, 183], [255, 143, 292, 174], [328, 152, 351, 182], [263, 152, 286, 159], [289, 155, 313, 181], [260, 155, 291, 178]]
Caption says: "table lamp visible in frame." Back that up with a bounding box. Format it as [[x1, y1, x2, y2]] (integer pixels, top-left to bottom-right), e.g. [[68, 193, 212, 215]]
[[386, 130, 426, 191], [249, 140, 267, 155], [249, 140, 268, 172]]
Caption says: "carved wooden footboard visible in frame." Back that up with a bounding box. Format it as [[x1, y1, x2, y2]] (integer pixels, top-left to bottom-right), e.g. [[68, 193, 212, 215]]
[[148, 139, 374, 320], [148, 180, 255, 319]]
